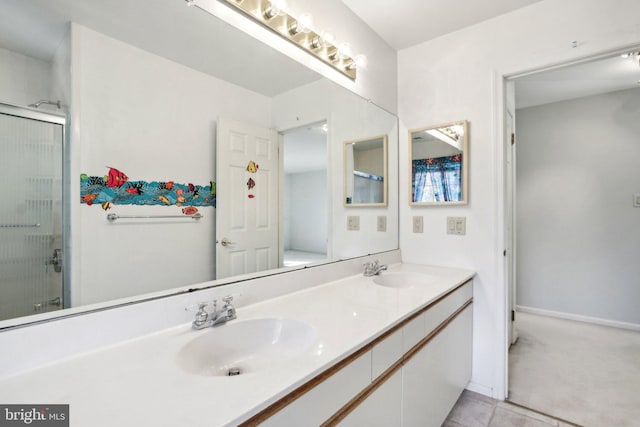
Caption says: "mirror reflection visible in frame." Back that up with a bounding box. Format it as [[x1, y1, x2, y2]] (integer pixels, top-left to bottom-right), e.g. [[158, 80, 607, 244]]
[[344, 136, 387, 206], [0, 0, 398, 325], [410, 121, 468, 205]]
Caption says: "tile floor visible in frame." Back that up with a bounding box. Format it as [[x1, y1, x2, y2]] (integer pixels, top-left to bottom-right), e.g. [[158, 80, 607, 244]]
[[443, 390, 577, 427]]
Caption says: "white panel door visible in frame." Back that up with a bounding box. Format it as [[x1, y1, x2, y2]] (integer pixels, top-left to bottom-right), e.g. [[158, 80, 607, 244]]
[[216, 118, 278, 279]]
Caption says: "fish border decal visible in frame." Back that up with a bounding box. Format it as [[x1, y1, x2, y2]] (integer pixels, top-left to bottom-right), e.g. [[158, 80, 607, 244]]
[[80, 167, 216, 211]]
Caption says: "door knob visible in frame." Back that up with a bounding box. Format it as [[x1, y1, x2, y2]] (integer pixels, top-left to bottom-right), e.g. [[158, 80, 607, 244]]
[[220, 238, 234, 247]]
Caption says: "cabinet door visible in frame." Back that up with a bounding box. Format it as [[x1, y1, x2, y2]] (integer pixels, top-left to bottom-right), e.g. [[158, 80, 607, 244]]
[[337, 370, 402, 427], [402, 306, 472, 427]]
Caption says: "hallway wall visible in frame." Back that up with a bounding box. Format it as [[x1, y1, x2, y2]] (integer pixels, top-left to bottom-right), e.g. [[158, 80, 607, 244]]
[[516, 88, 640, 325]]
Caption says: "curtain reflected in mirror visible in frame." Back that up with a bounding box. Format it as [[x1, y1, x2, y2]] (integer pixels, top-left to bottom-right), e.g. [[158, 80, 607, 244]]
[[410, 121, 468, 206]]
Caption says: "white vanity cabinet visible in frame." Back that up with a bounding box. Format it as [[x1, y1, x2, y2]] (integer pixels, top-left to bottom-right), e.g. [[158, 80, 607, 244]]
[[240, 279, 473, 427], [402, 305, 473, 427]]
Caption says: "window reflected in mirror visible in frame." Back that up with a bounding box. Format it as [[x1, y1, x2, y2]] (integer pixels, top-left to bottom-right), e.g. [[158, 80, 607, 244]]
[[410, 121, 468, 205], [344, 135, 388, 206]]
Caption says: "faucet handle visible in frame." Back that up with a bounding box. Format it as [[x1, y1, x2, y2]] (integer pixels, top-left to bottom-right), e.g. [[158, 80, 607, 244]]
[[192, 302, 209, 328], [222, 295, 234, 305]]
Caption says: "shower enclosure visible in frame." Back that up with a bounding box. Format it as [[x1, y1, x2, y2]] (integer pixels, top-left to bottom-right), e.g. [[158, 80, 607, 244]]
[[0, 103, 66, 321]]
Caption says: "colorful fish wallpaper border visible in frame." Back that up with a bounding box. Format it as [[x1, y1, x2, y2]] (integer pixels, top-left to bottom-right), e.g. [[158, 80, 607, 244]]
[[80, 167, 216, 211]]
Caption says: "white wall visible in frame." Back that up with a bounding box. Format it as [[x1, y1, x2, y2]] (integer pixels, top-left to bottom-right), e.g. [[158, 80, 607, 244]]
[[398, 0, 640, 399], [273, 79, 399, 260], [70, 24, 272, 305], [284, 171, 327, 254], [0, 47, 52, 107], [516, 88, 640, 325]]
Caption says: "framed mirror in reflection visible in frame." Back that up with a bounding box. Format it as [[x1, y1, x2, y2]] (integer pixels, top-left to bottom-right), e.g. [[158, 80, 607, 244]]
[[409, 120, 468, 206], [0, 0, 399, 326], [344, 135, 388, 206]]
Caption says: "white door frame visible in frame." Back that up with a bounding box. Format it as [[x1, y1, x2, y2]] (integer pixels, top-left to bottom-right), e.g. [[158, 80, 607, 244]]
[[499, 43, 640, 400]]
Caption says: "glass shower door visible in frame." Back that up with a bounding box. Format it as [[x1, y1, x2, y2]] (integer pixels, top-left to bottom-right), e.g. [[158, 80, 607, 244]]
[[0, 105, 65, 321]]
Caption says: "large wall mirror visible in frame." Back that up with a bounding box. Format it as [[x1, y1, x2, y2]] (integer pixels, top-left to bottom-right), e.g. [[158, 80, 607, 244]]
[[0, 0, 399, 327], [344, 135, 388, 206], [409, 120, 468, 206]]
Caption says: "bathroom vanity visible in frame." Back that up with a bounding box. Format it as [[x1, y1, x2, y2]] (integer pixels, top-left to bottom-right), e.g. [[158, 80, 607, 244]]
[[0, 263, 473, 426]]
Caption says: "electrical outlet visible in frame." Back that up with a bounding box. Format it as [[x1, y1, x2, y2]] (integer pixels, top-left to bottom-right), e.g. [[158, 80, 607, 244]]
[[377, 215, 387, 232], [412, 216, 423, 233], [447, 216, 466, 235], [347, 215, 360, 231]]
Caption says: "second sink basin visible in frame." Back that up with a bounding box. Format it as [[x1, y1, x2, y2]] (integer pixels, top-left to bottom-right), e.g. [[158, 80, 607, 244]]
[[176, 318, 316, 377], [372, 272, 436, 289]]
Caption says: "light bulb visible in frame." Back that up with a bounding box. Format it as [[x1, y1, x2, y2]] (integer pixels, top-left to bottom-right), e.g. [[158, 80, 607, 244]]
[[338, 42, 352, 60], [321, 30, 335, 47], [263, 0, 286, 19], [297, 13, 313, 33], [288, 13, 313, 36], [353, 54, 368, 69]]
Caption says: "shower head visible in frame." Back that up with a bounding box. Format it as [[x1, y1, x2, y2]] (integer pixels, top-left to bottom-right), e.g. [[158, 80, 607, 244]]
[[28, 100, 62, 109]]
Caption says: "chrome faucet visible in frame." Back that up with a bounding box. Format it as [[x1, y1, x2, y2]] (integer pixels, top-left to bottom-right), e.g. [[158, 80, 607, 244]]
[[191, 295, 237, 330], [363, 260, 388, 277]]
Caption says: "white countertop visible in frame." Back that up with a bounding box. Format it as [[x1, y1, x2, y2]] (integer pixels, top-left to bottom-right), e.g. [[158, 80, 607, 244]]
[[0, 263, 474, 427]]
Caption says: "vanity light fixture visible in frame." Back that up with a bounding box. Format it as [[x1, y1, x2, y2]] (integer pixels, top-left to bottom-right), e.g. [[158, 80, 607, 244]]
[[195, 0, 365, 80]]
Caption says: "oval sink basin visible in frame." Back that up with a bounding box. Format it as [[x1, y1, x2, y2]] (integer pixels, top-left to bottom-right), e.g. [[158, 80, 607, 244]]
[[176, 318, 316, 377], [372, 272, 436, 289]]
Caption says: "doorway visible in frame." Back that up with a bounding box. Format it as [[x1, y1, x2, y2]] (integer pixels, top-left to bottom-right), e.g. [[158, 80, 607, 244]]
[[505, 50, 640, 425], [0, 103, 66, 321], [281, 122, 328, 267]]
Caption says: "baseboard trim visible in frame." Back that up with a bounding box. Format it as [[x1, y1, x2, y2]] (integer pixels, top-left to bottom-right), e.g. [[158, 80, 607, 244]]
[[466, 381, 495, 399], [516, 305, 640, 332]]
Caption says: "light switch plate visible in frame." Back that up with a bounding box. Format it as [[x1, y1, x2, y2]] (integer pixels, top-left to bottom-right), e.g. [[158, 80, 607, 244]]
[[634, 193, 640, 207], [447, 216, 466, 235], [377, 216, 387, 232], [347, 216, 360, 231], [412, 216, 423, 233]]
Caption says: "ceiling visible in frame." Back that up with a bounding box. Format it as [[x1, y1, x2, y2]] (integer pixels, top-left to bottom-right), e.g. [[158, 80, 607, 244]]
[[340, 0, 640, 108], [341, 0, 545, 50], [515, 53, 640, 109]]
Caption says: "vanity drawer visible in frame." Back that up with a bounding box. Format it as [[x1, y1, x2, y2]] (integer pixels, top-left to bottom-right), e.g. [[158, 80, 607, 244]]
[[260, 350, 372, 427], [424, 281, 472, 336], [371, 327, 403, 378], [402, 312, 426, 353]]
